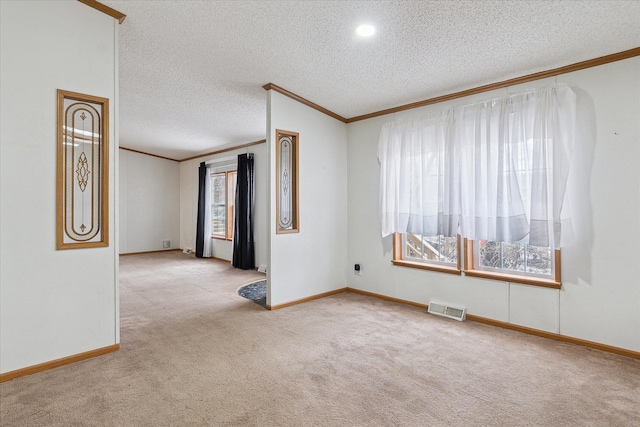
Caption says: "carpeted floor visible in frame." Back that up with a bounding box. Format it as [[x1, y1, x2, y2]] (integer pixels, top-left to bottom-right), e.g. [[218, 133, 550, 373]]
[[237, 280, 267, 307], [1, 251, 639, 426]]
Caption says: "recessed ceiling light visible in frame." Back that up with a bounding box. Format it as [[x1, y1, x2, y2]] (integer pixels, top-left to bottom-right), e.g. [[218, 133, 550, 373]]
[[356, 24, 375, 37]]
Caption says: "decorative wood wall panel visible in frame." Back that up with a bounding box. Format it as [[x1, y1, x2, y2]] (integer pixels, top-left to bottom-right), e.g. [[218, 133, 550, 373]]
[[276, 129, 299, 234], [57, 90, 109, 249]]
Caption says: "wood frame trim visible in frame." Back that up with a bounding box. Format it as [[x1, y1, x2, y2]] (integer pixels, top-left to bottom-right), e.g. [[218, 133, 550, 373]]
[[264, 48, 640, 125], [348, 288, 430, 310], [463, 237, 474, 271], [463, 239, 562, 289], [0, 344, 120, 383], [346, 288, 640, 360], [466, 314, 640, 360], [119, 248, 181, 256], [119, 146, 178, 162], [121, 140, 267, 163], [77, 0, 126, 24], [263, 83, 347, 123], [391, 232, 462, 275], [346, 47, 640, 123], [554, 249, 562, 283], [392, 232, 402, 259], [391, 259, 462, 275], [266, 288, 347, 310], [209, 170, 237, 240], [125, 50, 637, 168], [275, 129, 300, 234], [210, 171, 228, 239], [57, 89, 109, 250], [180, 140, 266, 162]]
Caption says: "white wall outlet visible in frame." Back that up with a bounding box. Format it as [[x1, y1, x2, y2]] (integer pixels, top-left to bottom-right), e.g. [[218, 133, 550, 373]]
[[162, 240, 171, 249]]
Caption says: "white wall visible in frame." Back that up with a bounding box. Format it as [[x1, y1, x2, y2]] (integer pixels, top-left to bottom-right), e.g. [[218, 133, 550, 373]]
[[179, 144, 268, 267], [0, 1, 119, 373], [347, 57, 640, 352], [266, 91, 349, 306], [119, 149, 180, 254]]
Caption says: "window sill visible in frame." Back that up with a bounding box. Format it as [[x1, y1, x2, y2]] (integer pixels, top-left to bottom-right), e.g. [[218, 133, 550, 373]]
[[276, 228, 300, 235], [391, 260, 461, 275], [211, 235, 228, 241], [463, 269, 561, 289]]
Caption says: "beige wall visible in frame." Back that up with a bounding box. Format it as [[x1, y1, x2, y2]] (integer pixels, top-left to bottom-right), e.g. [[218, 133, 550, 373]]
[[266, 90, 349, 306], [1, 0, 119, 373], [346, 57, 640, 352], [119, 149, 180, 254]]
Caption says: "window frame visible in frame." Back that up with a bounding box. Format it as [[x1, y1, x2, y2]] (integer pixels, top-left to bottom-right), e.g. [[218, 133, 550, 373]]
[[463, 239, 561, 289], [275, 129, 300, 234], [390, 233, 561, 288], [210, 170, 236, 241], [392, 233, 462, 275]]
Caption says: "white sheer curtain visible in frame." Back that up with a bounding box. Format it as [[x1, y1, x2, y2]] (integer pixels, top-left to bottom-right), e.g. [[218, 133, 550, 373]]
[[378, 113, 457, 238], [378, 85, 576, 249], [202, 166, 213, 258]]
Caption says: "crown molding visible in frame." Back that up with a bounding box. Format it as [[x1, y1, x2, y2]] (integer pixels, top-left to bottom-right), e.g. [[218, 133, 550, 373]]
[[119, 146, 179, 162], [78, 0, 126, 24], [347, 47, 640, 122], [179, 139, 266, 162], [265, 47, 640, 124], [263, 83, 347, 123]]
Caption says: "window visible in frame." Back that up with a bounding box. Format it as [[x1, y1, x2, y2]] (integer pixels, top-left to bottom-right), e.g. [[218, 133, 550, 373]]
[[464, 239, 560, 288], [477, 241, 551, 275], [379, 86, 576, 288], [392, 233, 461, 274], [210, 171, 237, 240], [392, 233, 559, 287], [276, 129, 299, 234]]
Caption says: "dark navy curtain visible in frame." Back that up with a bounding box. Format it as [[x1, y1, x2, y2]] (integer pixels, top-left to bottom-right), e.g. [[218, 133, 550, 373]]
[[195, 162, 207, 258], [232, 153, 255, 270]]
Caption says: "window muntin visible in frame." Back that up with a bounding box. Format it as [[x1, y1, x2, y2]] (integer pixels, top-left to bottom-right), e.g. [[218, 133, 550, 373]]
[[210, 171, 236, 240]]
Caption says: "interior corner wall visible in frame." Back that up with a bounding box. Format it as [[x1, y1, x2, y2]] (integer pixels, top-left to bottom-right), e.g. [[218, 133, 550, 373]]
[[179, 143, 268, 267], [266, 91, 348, 306], [119, 150, 180, 254], [347, 56, 640, 352], [0, 1, 119, 373]]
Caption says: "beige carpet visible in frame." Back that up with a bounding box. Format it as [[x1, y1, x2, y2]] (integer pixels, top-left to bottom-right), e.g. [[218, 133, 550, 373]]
[[1, 251, 639, 426]]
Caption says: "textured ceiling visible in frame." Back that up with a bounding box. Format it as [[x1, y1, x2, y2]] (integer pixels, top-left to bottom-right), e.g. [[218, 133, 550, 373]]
[[101, 0, 640, 160]]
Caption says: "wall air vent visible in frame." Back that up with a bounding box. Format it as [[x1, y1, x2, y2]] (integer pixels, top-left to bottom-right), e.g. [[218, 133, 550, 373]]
[[428, 302, 466, 321]]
